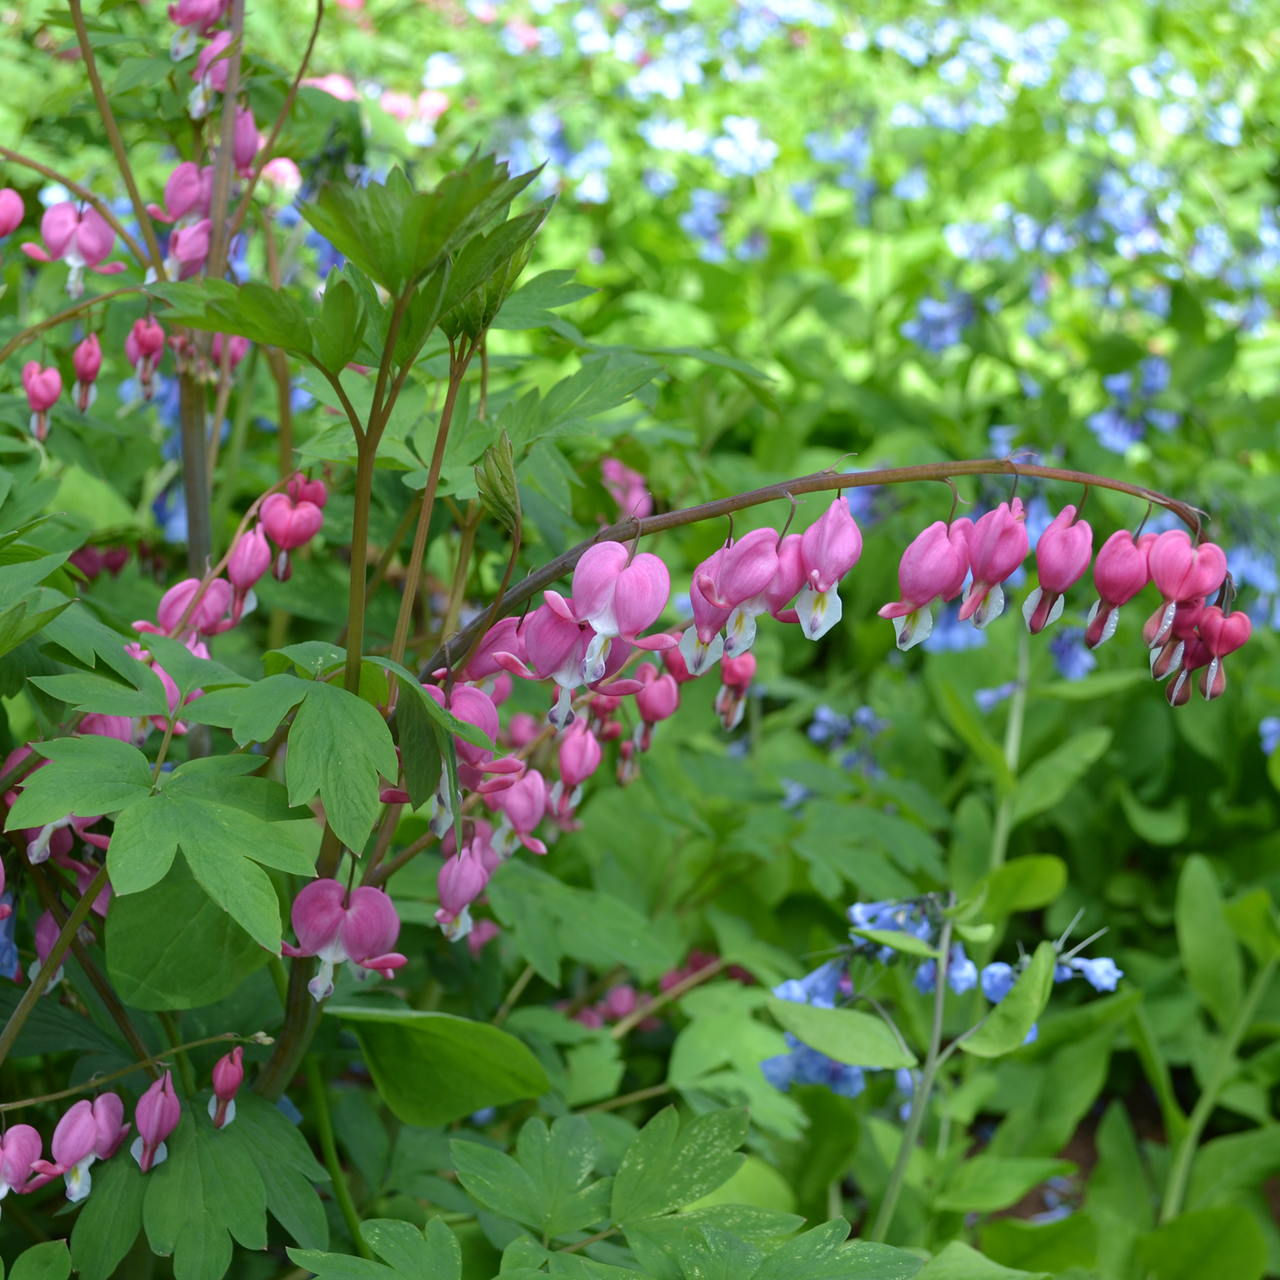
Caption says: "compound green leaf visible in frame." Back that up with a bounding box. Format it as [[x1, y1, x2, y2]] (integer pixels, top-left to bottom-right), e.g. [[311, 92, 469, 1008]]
[[7, 735, 153, 829], [70, 1155, 148, 1280]]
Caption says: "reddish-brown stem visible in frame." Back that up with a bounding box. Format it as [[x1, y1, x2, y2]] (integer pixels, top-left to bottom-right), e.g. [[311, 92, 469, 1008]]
[[426, 460, 1203, 675], [204, 0, 246, 281]]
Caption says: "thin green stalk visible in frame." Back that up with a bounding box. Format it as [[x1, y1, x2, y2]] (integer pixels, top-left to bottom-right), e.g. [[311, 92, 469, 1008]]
[[0, 864, 111, 1069], [1161, 958, 1277, 1221], [211, 348, 259, 557], [341, 443, 378, 694], [871, 915, 953, 1243], [305, 1055, 372, 1259], [158, 1012, 198, 1097], [989, 633, 1029, 871]]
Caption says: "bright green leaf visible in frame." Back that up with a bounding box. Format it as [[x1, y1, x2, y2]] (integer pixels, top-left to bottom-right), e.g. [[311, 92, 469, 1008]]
[[766, 997, 916, 1069]]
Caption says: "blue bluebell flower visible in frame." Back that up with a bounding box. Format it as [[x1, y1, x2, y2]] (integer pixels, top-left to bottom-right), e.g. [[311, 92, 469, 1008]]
[[1070, 957, 1122, 992], [1260, 717, 1280, 757], [0, 895, 18, 981], [975, 682, 1018, 713], [981, 961, 1015, 1003], [901, 289, 975, 353], [761, 1039, 866, 1098], [1049, 628, 1097, 681], [773, 961, 843, 1009]]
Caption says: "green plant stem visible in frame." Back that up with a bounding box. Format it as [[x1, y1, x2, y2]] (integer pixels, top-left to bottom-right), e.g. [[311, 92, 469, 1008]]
[[0, 285, 143, 367], [871, 915, 954, 1243], [305, 1055, 372, 1259], [1161, 957, 1277, 1222], [493, 964, 536, 1027], [158, 1012, 198, 1097], [0, 864, 110, 1070], [179, 370, 214, 572], [580, 1083, 672, 1114], [989, 632, 1029, 871], [65, 0, 165, 271], [211, 347, 259, 556], [389, 344, 473, 666], [342, 442, 378, 694], [203, 0, 245, 280], [425, 459, 1204, 676], [254, 954, 321, 1101]]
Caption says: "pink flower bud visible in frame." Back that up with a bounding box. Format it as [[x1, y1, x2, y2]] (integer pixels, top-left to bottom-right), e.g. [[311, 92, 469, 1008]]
[[22, 361, 62, 442], [146, 162, 214, 223], [130, 317, 166, 360], [209, 1047, 243, 1129], [796, 499, 863, 640], [133, 1072, 180, 1172], [1085, 529, 1155, 648], [211, 333, 251, 371], [424, 683, 499, 768], [436, 852, 489, 939], [1142, 530, 1228, 649], [680, 549, 732, 676], [696, 529, 779, 612], [601, 457, 653, 519], [720, 652, 756, 692], [0, 189, 24, 239], [92, 1093, 129, 1160], [494, 769, 548, 852], [507, 711, 540, 747], [636, 667, 680, 725], [0, 1124, 42, 1196], [194, 31, 233, 92], [878, 520, 971, 650], [714, 651, 755, 730], [232, 106, 260, 174], [558, 719, 602, 790], [601, 985, 637, 1020], [228, 526, 271, 591], [262, 157, 303, 196], [261, 492, 324, 552], [1024, 505, 1093, 635], [73, 334, 102, 386], [34, 909, 61, 971], [168, 218, 211, 278], [464, 616, 527, 682], [663, 641, 696, 683], [287, 474, 329, 508], [959, 499, 1028, 628], [1192, 605, 1251, 703], [467, 919, 500, 956]]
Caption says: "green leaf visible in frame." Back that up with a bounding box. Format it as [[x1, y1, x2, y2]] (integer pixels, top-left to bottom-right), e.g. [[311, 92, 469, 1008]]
[[1118, 785, 1189, 846], [981, 856, 1067, 918], [144, 634, 251, 698], [677, 1224, 761, 1280], [1176, 854, 1242, 1029], [188, 672, 313, 746], [374, 660, 494, 751], [848, 928, 940, 958], [933, 1156, 1073, 1213], [936, 684, 1013, 793], [105, 856, 270, 1010], [70, 1155, 148, 1280], [284, 1252, 390, 1280], [328, 1006, 550, 1126], [611, 1106, 748, 1226], [8, 1242, 72, 1280], [962, 942, 1056, 1059], [493, 269, 596, 330], [0, 597, 72, 663], [396, 684, 442, 811], [28, 669, 167, 718], [287, 681, 398, 853], [766, 997, 916, 1069], [706, 907, 802, 988], [980, 1216, 1097, 1275], [265, 641, 346, 679], [1009, 728, 1112, 827], [1134, 1205, 1266, 1280], [1033, 670, 1146, 700], [914, 1241, 1046, 1279], [7, 736, 153, 829], [520, 1116, 612, 1238], [152, 279, 314, 356], [312, 272, 368, 374], [1224, 889, 1280, 965], [109, 771, 310, 950], [143, 1108, 267, 1280]]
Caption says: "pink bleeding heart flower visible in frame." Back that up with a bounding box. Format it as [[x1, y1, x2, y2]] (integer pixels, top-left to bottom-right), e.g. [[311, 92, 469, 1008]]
[[467, 919, 500, 956], [601, 985, 638, 1020], [166, 217, 212, 280], [496, 600, 591, 728], [551, 720, 601, 826], [634, 663, 679, 750], [227, 526, 270, 622], [699, 529, 781, 659], [262, 156, 303, 198], [0, 189, 25, 240], [489, 768, 548, 855], [282, 879, 407, 1001], [1165, 633, 1213, 707], [679, 548, 733, 678], [441, 819, 502, 875], [209, 1047, 243, 1129], [71, 335, 102, 413], [507, 711, 541, 748], [714, 651, 756, 731], [878, 519, 972, 650], [288, 474, 329, 508], [168, 0, 226, 57], [22, 362, 62, 443], [0, 1124, 42, 1200], [32, 911, 65, 990], [90, 1093, 129, 1161], [1195, 606, 1251, 701], [796, 499, 863, 641], [1023, 505, 1093, 635], [1086, 530, 1156, 649], [601, 457, 653, 519], [1144, 530, 1228, 648], [79, 713, 133, 743], [662, 640, 697, 683], [132, 1073, 181, 1173], [28, 1101, 92, 1200], [136, 576, 234, 639], [464, 616, 527, 683], [422, 687, 521, 811], [191, 31, 233, 115], [261, 491, 325, 581], [436, 850, 489, 940], [761, 532, 807, 626], [570, 541, 673, 684], [232, 106, 260, 175], [211, 333, 251, 371], [146, 162, 214, 224], [21, 203, 123, 297], [959, 499, 1028, 628], [126, 318, 166, 400]]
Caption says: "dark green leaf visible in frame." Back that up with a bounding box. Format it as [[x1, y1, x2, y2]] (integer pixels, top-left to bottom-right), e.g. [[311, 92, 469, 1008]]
[[8, 1241, 72, 1280], [312, 272, 368, 374], [1134, 1205, 1266, 1280], [1176, 854, 1242, 1029], [396, 684, 442, 811], [933, 1156, 1073, 1213], [70, 1155, 148, 1280], [7, 735, 153, 829], [962, 942, 1056, 1059], [980, 1215, 1098, 1274]]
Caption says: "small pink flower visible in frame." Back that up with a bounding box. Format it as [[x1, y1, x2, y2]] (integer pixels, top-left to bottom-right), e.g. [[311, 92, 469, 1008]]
[[22, 362, 62, 443], [679, 548, 733, 677], [464, 617, 528, 683], [282, 880, 407, 1000], [209, 1047, 243, 1129], [136, 576, 234, 639], [796, 499, 863, 641], [1195, 606, 1251, 701], [569, 541, 673, 683], [262, 157, 303, 198], [232, 106, 260, 175], [699, 529, 783, 659], [21, 203, 123, 297], [227, 526, 270, 621], [507, 712, 541, 748], [132, 1073, 180, 1173], [959, 499, 1028, 628], [878, 520, 971, 650], [287, 474, 329, 508], [380, 90, 417, 122], [713, 651, 755, 731], [1085, 529, 1156, 648], [417, 89, 450, 123], [551, 721, 601, 826], [147, 162, 215, 224], [1144, 530, 1228, 648], [0, 1124, 42, 1199], [126, 318, 166, 400], [634, 664, 679, 748], [166, 218, 212, 280], [32, 911, 65, 990], [1023, 505, 1093, 635], [467, 919, 500, 956], [261, 491, 325, 581], [303, 73, 359, 101], [489, 768, 548, 855], [436, 851, 489, 940], [601, 457, 653, 519], [601, 984, 638, 1020], [0, 189, 25, 240], [211, 333, 251, 371], [192, 31, 233, 100], [71, 335, 102, 413]]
